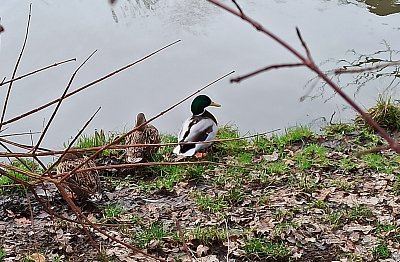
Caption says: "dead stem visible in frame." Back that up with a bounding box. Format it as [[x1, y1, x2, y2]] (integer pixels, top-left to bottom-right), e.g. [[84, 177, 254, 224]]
[[0, 4, 32, 130], [0, 58, 76, 86], [32, 50, 98, 153], [1, 39, 181, 126], [59, 70, 235, 183]]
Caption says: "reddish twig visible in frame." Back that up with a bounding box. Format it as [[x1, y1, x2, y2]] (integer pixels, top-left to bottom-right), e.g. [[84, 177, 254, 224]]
[[59, 70, 235, 183], [207, 0, 400, 153], [0, 4, 32, 130], [0, 58, 76, 86], [44, 107, 101, 175], [32, 50, 97, 153], [175, 219, 192, 261], [1, 39, 181, 126], [231, 63, 305, 83], [0, 129, 279, 158]]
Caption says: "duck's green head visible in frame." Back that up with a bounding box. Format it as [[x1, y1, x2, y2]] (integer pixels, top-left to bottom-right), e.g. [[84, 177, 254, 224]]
[[191, 95, 221, 115]]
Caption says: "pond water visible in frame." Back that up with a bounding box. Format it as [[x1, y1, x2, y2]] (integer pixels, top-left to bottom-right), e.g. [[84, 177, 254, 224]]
[[0, 0, 399, 150]]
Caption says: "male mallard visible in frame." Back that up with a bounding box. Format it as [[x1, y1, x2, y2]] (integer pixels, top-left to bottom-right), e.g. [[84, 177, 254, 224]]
[[173, 95, 221, 157], [56, 152, 102, 202], [125, 112, 160, 163]]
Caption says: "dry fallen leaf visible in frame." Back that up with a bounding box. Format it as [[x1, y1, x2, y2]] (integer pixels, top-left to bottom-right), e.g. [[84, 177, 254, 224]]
[[15, 217, 31, 225], [196, 244, 209, 257], [28, 253, 45, 262]]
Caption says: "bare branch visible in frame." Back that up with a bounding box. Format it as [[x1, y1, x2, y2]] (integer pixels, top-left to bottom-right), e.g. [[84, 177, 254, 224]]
[[231, 63, 305, 83], [207, 0, 400, 153], [232, 0, 244, 16], [44, 107, 101, 174], [1, 39, 181, 126], [59, 70, 235, 183], [0, 129, 279, 158], [0, 58, 76, 86], [334, 61, 400, 74], [296, 27, 312, 62], [0, 4, 32, 130], [32, 50, 97, 153]]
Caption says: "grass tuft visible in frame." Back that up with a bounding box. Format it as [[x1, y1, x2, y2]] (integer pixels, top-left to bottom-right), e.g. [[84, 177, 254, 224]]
[[356, 96, 400, 132], [244, 238, 289, 259]]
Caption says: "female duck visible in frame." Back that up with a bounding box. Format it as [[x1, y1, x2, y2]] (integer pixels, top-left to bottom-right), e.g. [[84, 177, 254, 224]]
[[125, 112, 160, 163], [56, 152, 102, 202], [173, 95, 220, 157]]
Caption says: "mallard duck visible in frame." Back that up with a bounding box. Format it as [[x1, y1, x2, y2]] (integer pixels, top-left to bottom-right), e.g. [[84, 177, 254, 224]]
[[56, 152, 102, 202], [125, 112, 160, 163], [173, 95, 221, 157]]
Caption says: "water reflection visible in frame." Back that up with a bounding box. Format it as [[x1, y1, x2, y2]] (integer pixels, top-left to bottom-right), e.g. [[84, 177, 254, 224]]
[[110, 0, 161, 24], [362, 0, 400, 16]]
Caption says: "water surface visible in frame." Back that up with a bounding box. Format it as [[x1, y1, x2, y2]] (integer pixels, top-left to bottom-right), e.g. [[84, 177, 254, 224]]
[[0, 0, 399, 150]]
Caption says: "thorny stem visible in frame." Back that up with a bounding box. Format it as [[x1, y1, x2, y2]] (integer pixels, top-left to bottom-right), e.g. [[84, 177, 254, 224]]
[[207, 0, 399, 152]]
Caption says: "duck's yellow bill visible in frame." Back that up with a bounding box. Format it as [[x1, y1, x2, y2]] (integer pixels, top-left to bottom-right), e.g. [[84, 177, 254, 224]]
[[210, 101, 221, 107]]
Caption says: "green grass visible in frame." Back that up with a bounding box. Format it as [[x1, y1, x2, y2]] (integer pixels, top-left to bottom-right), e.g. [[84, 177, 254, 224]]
[[191, 226, 226, 245], [356, 96, 400, 132], [294, 143, 328, 170], [273, 126, 314, 148], [376, 222, 397, 234], [141, 164, 186, 192], [372, 241, 391, 259], [0, 158, 42, 194], [215, 125, 248, 155], [134, 222, 168, 248], [362, 154, 393, 173], [65, 129, 119, 156], [323, 123, 357, 137], [273, 221, 300, 236], [194, 192, 227, 213], [338, 157, 358, 171], [225, 187, 245, 205], [0, 248, 5, 261], [309, 199, 327, 209], [393, 175, 400, 195], [244, 238, 289, 259], [324, 210, 345, 228], [264, 161, 288, 175], [103, 204, 126, 220], [347, 205, 373, 222]]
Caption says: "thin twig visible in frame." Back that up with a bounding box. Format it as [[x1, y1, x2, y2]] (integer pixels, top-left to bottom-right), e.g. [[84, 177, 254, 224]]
[[296, 27, 312, 61], [0, 129, 279, 158], [0, 58, 76, 86], [1, 40, 181, 126], [175, 219, 193, 261], [231, 63, 305, 83], [32, 50, 97, 153], [225, 219, 230, 262], [44, 107, 101, 174], [334, 61, 400, 74], [207, 0, 400, 153], [0, 4, 32, 130], [0, 130, 41, 138], [231, 0, 244, 16], [59, 70, 235, 183]]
